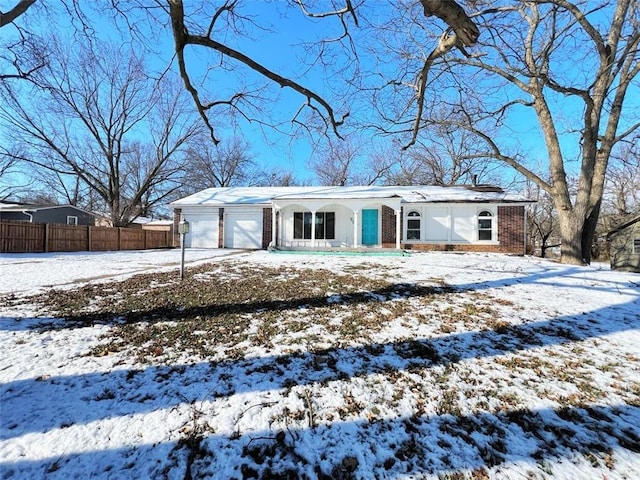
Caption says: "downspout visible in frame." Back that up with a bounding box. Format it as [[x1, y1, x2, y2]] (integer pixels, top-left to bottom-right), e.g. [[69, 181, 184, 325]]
[[23, 210, 34, 223]]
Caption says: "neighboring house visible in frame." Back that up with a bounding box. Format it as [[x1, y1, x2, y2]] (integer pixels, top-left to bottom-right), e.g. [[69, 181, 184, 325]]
[[141, 219, 173, 231], [94, 214, 172, 230], [0, 202, 96, 226], [606, 215, 640, 273], [171, 185, 535, 254]]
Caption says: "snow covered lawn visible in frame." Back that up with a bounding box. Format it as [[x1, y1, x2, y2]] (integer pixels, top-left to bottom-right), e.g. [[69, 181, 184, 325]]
[[1, 249, 639, 479]]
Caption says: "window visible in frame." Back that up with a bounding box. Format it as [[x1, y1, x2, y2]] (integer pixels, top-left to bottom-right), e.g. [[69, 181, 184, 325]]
[[634, 239, 640, 254], [478, 210, 493, 241], [67, 216, 78, 225], [294, 212, 335, 239], [406, 211, 421, 240]]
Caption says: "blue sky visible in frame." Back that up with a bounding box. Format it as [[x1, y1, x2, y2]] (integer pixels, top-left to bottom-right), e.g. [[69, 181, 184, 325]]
[[2, 1, 637, 196]]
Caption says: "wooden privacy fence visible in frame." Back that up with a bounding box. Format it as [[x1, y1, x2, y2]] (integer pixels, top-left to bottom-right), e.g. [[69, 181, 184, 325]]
[[0, 221, 173, 253]]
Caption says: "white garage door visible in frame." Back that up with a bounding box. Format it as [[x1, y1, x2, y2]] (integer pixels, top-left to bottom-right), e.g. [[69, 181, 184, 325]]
[[224, 209, 263, 249], [186, 213, 219, 248]]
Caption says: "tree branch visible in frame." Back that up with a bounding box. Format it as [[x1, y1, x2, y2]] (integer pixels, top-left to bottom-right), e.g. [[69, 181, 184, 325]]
[[168, 0, 220, 144], [0, 0, 36, 28], [420, 0, 479, 47]]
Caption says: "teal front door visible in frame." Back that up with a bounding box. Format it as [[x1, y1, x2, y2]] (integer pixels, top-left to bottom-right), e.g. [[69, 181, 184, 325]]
[[361, 209, 378, 246]]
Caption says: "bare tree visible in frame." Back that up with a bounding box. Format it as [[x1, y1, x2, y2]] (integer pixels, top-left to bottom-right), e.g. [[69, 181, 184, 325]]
[[0, 153, 25, 200], [604, 140, 640, 217], [5, 1, 637, 266], [251, 167, 300, 187], [384, 117, 505, 187], [165, 0, 351, 145], [1, 1, 46, 82], [309, 137, 358, 186], [525, 181, 561, 258], [379, 0, 640, 265], [181, 135, 256, 193], [309, 136, 394, 186], [0, 37, 201, 226]]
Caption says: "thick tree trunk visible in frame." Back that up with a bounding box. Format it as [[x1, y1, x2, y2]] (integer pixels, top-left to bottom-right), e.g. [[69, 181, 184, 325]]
[[581, 200, 602, 264], [558, 210, 586, 265]]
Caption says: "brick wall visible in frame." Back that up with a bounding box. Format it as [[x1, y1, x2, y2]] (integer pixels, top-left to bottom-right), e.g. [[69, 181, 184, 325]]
[[381, 205, 396, 245], [262, 208, 273, 249], [497, 205, 525, 254], [405, 243, 505, 253]]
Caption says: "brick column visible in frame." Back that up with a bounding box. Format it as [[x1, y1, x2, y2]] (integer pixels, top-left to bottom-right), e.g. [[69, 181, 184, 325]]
[[498, 205, 525, 254], [172, 208, 181, 247]]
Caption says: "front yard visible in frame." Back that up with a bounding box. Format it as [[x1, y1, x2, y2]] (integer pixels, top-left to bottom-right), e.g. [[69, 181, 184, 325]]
[[1, 251, 639, 479]]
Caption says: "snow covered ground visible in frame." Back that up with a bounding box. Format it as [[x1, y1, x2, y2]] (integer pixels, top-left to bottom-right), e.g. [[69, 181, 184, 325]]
[[0, 249, 240, 297], [1, 249, 639, 479]]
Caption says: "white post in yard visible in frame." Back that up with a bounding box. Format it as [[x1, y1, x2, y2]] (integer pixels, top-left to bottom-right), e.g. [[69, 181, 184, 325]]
[[395, 209, 402, 249]]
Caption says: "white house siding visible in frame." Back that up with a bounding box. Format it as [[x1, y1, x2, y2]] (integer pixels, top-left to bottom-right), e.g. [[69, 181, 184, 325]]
[[424, 205, 449, 241], [403, 205, 497, 244], [223, 208, 264, 249], [278, 204, 353, 248], [450, 206, 476, 242]]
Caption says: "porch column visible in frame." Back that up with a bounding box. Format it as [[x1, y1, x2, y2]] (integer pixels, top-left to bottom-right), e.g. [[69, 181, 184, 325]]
[[311, 211, 316, 248], [353, 210, 359, 248], [272, 207, 277, 247], [395, 209, 401, 249]]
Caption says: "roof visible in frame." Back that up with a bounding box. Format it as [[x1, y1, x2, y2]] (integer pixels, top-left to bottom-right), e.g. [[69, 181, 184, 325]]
[[170, 187, 312, 207], [606, 214, 640, 239], [0, 203, 96, 216], [171, 185, 535, 207]]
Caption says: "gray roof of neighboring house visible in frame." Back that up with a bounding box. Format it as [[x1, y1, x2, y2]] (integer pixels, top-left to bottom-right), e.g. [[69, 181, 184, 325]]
[[606, 215, 640, 239], [0, 203, 96, 215], [171, 185, 535, 207]]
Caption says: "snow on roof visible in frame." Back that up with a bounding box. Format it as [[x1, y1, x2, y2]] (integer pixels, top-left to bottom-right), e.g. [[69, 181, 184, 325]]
[[170, 186, 314, 206], [171, 185, 534, 207]]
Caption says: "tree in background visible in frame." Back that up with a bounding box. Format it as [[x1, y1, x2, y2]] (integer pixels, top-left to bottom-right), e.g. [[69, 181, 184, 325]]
[[309, 135, 395, 187], [383, 118, 506, 187], [377, 1, 639, 264], [604, 141, 640, 219], [0, 154, 26, 201], [0, 37, 201, 226], [2, 1, 638, 265], [181, 135, 256, 192], [525, 181, 561, 258]]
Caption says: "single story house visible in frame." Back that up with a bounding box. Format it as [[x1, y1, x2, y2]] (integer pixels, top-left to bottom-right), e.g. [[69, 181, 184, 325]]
[[0, 202, 96, 226], [170, 185, 535, 254], [606, 215, 640, 273]]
